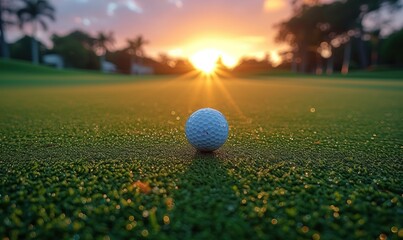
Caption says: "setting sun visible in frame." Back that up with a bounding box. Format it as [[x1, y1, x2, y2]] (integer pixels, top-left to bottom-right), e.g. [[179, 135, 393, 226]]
[[190, 49, 220, 74], [189, 48, 239, 74]]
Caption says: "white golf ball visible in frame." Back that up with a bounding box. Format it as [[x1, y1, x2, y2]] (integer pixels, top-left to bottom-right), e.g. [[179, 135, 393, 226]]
[[185, 108, 229, 152]]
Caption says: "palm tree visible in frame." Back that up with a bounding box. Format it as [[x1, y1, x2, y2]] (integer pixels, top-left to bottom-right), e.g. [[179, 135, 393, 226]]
[[17, 0, 55, 64], [95, 31, 115, 69], [0, 0, 15, 59], [126, 36, 149, 67], [331, 0, 399, 73]]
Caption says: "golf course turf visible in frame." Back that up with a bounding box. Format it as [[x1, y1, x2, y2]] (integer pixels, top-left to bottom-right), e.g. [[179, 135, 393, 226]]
[[0, 60, 402, 239]]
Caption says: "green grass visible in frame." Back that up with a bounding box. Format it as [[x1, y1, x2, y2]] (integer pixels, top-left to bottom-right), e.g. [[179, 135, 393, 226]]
[[0, 61, 402, 240], [0, 59, 163, 86], [253, 68, 403, 80]]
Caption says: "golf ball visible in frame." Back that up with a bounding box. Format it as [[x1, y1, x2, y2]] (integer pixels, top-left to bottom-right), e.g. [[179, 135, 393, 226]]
[[185, 108, 229, 152]]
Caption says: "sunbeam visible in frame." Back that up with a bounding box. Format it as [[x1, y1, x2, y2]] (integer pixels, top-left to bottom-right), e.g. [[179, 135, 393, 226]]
[[150, 67, 248, 123], [210, 75, 249, 121]]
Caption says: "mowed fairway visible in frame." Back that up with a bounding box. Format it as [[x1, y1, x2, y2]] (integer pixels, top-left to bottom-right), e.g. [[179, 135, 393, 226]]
[[1, 65, 402, 239]]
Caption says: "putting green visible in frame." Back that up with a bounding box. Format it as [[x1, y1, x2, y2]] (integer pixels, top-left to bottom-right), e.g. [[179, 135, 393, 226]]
[[0, 66, 402, 239]]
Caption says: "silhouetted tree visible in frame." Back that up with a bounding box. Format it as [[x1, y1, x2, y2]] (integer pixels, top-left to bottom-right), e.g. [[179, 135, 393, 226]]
[[10, 35, 46, 61], [107, 49, 131, 74], [46, 30, 106, 70], [276, 0, 400, 74], [232, 57, 271, 74], [156, 53, 176, 72], [0, 0, 16, 59], [276, 4, 329, 73], [369, 29, 381, 67], [158, 53, 171, 66], [126, 35, 149, 67], [329, 0, 399, 73], [69, 30, 96, 50], [363, 4, 400, 67], [172, 58, 193, 74], [95, 31, 115, 69], [381, 28, 403, 66], [17, 0, 55, 64]]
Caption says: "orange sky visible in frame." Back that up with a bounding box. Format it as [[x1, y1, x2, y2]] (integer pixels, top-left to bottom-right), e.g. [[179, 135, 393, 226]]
[[134, 0, 291, 66]]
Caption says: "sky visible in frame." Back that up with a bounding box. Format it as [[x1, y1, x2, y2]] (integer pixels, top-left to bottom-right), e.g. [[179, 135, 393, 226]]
[[7, 0, 403, 67], [6, 0, 295, 66]]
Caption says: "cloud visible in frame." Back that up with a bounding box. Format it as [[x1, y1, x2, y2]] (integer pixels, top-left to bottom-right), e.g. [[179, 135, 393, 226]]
[[82, 18, 91, 26], [126, 0, 143, 13], [107, 3, 118, 16], [264, 0, 286, 11], [74, 17, 93, 26], [168, 0, 183, 8], [107, 0, 143, 16]]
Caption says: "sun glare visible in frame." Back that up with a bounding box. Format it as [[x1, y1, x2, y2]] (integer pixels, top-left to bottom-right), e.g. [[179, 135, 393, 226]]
[[190, 49, 220, 74]]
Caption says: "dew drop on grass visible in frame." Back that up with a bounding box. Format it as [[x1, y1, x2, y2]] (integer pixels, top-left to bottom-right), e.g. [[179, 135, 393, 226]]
[[141, 230, 149, 237], [163, 215, 170, 224], [312, 233, 320, 240], [391, 226, 398, 233], [126, 223, 133, 231]]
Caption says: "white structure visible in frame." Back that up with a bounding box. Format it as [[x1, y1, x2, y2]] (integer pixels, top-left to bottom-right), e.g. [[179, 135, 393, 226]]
[[101, 60, 117, 73], [43, 54, 64, 69], [131, 63, 154, 75]]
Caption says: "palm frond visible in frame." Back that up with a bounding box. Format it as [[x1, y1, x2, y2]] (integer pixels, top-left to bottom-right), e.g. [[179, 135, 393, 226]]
[[3, 20, 15, 27], [16, 0, 55, 31], [42, 11, 55, 21], [38, 18, 47, 31]]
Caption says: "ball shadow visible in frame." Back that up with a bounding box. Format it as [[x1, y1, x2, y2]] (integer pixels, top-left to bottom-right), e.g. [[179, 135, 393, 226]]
[[161, 149, 252, 239]]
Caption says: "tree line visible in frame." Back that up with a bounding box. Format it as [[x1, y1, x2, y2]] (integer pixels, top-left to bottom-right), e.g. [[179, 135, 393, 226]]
[[1, 0, 55, 64], [276, 0, 403, 74], [0, 0, 196, 74]]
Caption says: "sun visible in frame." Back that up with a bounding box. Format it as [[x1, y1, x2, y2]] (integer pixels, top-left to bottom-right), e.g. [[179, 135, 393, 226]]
[[190, 49, 220, 74]]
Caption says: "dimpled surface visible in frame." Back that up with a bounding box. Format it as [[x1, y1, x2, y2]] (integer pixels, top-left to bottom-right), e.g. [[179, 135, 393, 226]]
[[185, 108, 229, 151]]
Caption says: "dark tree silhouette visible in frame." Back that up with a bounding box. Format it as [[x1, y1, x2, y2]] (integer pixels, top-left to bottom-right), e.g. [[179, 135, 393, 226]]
[[0, 0, 16, 59], [381, 28, 403, 65], [126, 35, 149, 67], [69, 30, 97, 50], [276, 0, 400, 74], [51, 31, 98, 69], [325, 0, 399, 73], [95, 31, 115, 69], [17, 0, 55, 64], [276, 4, 329, 73], [158, 53, 170, 65]]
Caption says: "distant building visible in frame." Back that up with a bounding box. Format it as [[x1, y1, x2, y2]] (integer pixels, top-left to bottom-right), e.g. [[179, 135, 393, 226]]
[[102, 60, 117, 73], [131, 63, 154, 75], [43, 54, 64, 69]]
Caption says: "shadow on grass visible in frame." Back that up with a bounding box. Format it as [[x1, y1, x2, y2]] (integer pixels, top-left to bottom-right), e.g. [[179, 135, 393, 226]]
[[162, 151, 252, 239]]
